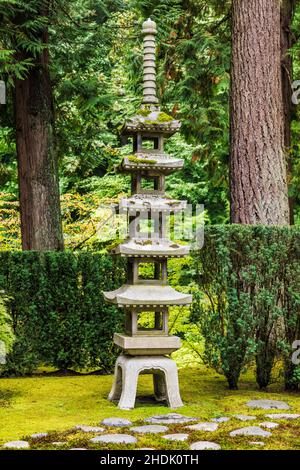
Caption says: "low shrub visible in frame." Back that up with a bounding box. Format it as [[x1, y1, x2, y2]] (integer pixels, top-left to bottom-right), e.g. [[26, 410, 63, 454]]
[[191, 225, 300, 390]]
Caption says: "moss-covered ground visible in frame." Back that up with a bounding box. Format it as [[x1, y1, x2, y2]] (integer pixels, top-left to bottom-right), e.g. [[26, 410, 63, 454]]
[[0, 364, 299, 450]]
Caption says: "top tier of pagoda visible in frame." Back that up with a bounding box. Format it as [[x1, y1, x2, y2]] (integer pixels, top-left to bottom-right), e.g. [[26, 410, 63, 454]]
[[119, 19, 184, 176], [109, 18, 191, 267]]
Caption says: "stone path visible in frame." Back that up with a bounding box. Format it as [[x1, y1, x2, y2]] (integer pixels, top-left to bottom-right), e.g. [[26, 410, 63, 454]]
[[259, 422, 279, 429], [3, 440, 30, 449], [145, 413, 198, 425], [229, 426, 272, 438], [162, 434, 189, 441], [265, 413, 300, 420], [212, 417, 230, 423], [234, 415, 256, 421], [74, 425, 104, 433], [101, 417, 132, 427], [2, 407, 299, 451], [90, 434, 137, 444], [190, 441, 221, 450], [31, 433, 48, 439], [130, 425, 168, 434], [186, 422, 218, 432], [246, 400, 290, 410]]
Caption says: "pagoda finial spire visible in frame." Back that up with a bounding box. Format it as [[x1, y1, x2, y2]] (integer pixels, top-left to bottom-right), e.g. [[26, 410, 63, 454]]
[[142, 18, 159, 106]]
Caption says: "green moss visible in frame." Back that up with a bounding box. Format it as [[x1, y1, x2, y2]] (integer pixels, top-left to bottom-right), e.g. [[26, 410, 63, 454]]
[[127, 156, 157, 165], [0, 368, 299, 449], [137, 107, 151, 117], [157, 111, 174, 122]]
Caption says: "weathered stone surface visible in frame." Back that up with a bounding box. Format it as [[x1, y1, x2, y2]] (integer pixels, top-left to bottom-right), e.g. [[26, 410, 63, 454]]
[[259, 422, 279, 429], [230, 426, 272, 438], [186, 422, 218, 432], [247, 400, 290, 410], [70, 448, 87, 450], [139, 448, 155, 450], [234, 415, 256, 421], [90, 434, 137, 444], [247, 399, 290, 410], [265, 413, 300, 420], [130, 425, 168, 434], [74, 425, 104, 433], [145, 413, 197, 425], [109, 355, 183, 409], [162, 434, 189, 442], [248, 441, 265, 446], [30, 433, 48, 439], [211, 417, 230, 423], [3, 440, 30, 449], [101, 417, 132, 427], [190, 441, 221, 450]]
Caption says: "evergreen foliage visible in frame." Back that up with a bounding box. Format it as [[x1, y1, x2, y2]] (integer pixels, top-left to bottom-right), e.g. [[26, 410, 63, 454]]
[[191, 225, 300, 390], [0, 251, 125, 375]]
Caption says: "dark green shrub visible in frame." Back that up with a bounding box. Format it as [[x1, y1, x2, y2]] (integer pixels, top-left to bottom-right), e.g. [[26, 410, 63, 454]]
[[191, 225, 300, 390], [0, 251, 126, 375]]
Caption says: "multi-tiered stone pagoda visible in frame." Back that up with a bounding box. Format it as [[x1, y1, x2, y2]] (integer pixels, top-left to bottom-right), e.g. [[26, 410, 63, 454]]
[[104, 18, 192, 410]]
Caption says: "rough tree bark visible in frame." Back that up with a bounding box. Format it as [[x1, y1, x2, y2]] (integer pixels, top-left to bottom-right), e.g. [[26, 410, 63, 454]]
[[281, 0, 296, 224], [230, 0, 290, 225], [14, 5, 64, 251]]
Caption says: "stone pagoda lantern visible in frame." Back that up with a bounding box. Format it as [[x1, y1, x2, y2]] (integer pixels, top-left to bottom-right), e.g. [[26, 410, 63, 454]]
[[104, 18, 192, 410]]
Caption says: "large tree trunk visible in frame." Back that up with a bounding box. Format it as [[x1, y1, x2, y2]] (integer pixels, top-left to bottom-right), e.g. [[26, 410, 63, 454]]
[[230, 0, 289, 225], [14, 28, 64, 250], [281, 0, 296, 224]]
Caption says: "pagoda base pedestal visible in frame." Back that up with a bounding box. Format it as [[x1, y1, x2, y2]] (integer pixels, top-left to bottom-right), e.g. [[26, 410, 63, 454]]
[[108, 354, 183, 410]]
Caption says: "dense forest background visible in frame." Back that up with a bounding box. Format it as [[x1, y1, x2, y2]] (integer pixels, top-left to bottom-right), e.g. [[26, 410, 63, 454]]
[[0, 0, 300, 250]]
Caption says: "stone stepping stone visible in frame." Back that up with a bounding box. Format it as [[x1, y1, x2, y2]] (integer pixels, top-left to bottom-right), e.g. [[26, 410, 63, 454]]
[[265, 413, 300, 420], [249, 441, 265, 446], [30, 433, 48, 439], [247, 399, 290, 410], [259, 422, 279, 429], [70, 448, 87, 450], [234, 415, 256, 421], [130, 425, 168, 434], [145, 413, 198, 425], [101, 417, 132, 427], [90, 434, 137, 444], [139, 448, 155, 450], [230, 426, 272, 438], [74, 425, 104, 433], [190, 441, 221, 450], [211, 417, 230, 423], [3, 440, 30, 449], [186, 422, 218, 432], [162, 434, 189, 442]]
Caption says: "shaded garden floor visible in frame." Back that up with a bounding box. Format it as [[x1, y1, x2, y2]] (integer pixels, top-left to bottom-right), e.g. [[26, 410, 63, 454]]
[[0, 365, 299, 450]]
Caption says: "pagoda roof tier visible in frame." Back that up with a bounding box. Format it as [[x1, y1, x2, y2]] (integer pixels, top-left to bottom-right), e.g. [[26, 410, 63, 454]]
[[121, 152, 184, 174], [111, 238, 190, 258], [119, 194, 187, 213], [121, 109, 181, 137], [104, 284, 192, 307]]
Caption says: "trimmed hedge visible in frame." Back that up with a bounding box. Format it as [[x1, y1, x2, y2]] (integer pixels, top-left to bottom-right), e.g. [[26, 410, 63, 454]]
[[191, 225, 300, 390], [0, 252, 126, 375]]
